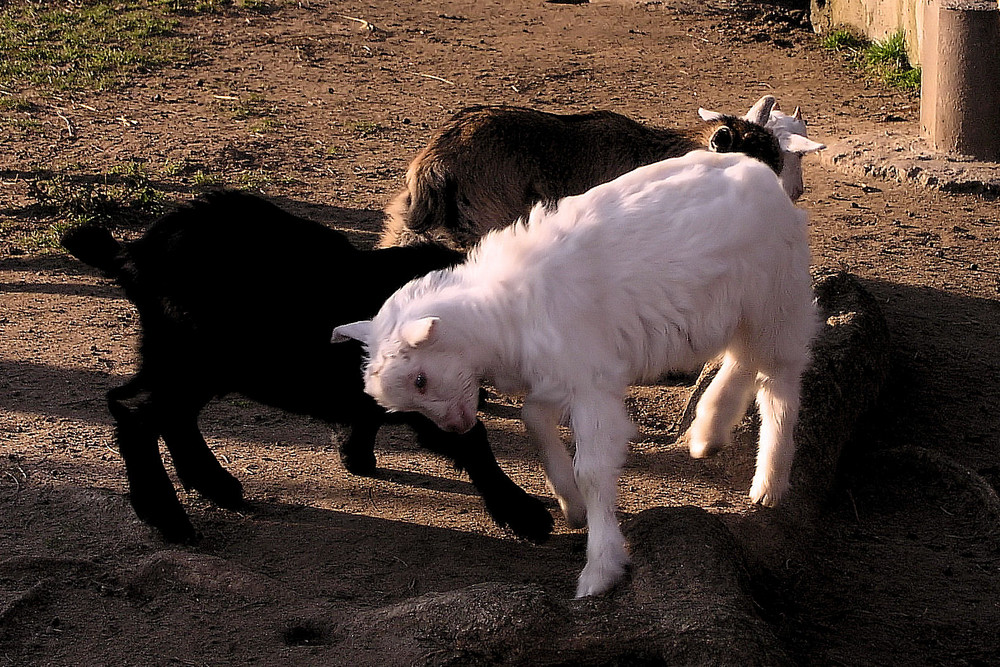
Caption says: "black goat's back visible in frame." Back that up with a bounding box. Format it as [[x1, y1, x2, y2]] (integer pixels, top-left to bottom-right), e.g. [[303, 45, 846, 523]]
[[112, 191, 464, 418]]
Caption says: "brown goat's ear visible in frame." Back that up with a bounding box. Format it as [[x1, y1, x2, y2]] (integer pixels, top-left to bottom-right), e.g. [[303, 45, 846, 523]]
[[400, 317, 440, 348], [709, 125, 735, 152], [698, 107, 725, 122]]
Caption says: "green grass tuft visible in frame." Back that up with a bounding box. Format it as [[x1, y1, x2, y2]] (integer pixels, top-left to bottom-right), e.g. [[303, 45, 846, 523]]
[[157, 0, 276, 14], [821, 29, 920, 92], [0, 1, 282, 93], [0, 2, 182, 92], [820, 29, 866, 52]]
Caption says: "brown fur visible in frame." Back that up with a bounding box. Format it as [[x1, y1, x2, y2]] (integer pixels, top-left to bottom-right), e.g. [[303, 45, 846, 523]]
[[381, 106, 783, 249]]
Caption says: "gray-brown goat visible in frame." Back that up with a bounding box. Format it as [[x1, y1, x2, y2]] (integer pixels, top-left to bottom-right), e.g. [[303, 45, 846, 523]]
[[380, 96, 824, 249]]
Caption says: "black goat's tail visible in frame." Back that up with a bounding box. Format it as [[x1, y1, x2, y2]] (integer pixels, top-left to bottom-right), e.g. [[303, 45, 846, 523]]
[[60, 225, 124, 276]]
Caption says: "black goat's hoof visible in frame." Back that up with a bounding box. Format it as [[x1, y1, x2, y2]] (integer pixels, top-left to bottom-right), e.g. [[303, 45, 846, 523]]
[[486, 492, 554, 544], [147, 515, 201, 544], [340, 450, 377, 477], [130, 494, 198, 544], [191, 473, 245, 511], [159, 523, 201, 545]]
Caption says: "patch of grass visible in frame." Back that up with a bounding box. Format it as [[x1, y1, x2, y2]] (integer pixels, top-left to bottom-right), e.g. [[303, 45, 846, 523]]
[[0, 1, 182, 92], [0, 96, 38, 112], [162, 160, 187, 177], [234, 168, 276, 191], [158, 0, 276, 14], [0, 1, 282, 93], [862, 31, 921, 90], [10, 118, 43, 131], [193, 169, 224, 186], [187, 167, 285, 191], [213, 92, 281, 131], [12, 220, 78, 253], [5, 163, 171, 252], [229, 93, 277, 120], [348, 120, 381, 138], [820, 29, 866, 52], [5, 159, 288, 253], [27, 164, 168, 226], [247, 117, 278, 134], [821, 29, 920, 92]]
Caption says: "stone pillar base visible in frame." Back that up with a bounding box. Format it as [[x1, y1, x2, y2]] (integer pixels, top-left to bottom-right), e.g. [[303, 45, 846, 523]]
[[920, 0, 1000, 161]]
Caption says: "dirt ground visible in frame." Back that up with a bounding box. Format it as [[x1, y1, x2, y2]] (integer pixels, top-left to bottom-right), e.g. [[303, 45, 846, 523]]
[[2, 0, 999, 665]]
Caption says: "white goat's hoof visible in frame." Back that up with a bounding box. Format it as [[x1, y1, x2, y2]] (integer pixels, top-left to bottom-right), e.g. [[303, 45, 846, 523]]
[[575, 548, 629, 598], [559, 499, 588, 530], [687, 435, 725, 459], [749, 473, 789, 507]]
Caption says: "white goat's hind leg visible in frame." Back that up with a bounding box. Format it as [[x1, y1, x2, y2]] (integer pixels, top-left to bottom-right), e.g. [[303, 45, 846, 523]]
[[686, 352, 758, 458], [749, 367, 803, 507], [522, 399, 586, 528], [570, 395, 634, 598]]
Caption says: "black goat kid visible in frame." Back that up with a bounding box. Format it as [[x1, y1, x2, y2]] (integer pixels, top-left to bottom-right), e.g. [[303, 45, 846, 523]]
[[61, 191, 553, 544]]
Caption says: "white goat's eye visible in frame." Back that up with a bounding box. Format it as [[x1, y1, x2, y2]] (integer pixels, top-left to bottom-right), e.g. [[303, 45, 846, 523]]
[[414, 373, 427, 393]]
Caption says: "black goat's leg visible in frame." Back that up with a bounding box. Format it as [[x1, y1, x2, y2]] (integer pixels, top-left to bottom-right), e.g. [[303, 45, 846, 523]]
[[339, 421, 379, 476], [339, 401, 384, 476], [409, 417, 553, 543], [159, 404, 244, 511], [107, 381, 196, 543]]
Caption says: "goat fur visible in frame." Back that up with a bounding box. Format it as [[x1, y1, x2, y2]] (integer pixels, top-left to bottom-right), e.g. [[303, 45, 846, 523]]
[[336, 151, 819, 597], [380, 96, 823, 249], [61, 191, 553, 544]]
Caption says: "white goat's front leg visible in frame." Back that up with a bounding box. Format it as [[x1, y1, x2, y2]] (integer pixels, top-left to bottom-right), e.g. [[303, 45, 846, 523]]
[[686, 352, 758, 458], [570, 394, 634, 598], [522, 398, 586, 529], [749, 366, 803, 507]]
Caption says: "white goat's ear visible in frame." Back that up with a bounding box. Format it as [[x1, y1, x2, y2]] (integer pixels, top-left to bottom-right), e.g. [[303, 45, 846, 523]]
[[779, 133, 826, 155], [698, 107, 725, 122], [745, 95, 776, 125], [400, 317, 440, 348], [332, 320, 373, 344], [792, 106, 802, 120]]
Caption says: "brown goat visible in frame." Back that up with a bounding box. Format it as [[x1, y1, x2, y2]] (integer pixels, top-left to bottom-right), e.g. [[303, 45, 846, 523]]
[[380, 96, 806, 249]]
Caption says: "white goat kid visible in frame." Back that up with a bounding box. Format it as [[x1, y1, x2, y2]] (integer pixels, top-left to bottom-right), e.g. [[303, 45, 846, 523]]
[[700, 97, 825, 202], [334, 151, 819, 598]]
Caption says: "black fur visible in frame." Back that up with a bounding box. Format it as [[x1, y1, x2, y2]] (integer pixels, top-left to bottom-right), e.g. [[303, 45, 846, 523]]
[[62, 191, 553, 544]]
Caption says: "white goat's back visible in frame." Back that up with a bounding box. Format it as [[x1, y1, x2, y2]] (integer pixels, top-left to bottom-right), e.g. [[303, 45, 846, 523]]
[[350, 150, 817, 597], [463, 150, 812, 382]]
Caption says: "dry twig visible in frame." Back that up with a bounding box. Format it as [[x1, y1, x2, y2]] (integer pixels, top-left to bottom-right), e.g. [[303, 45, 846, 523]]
[[55, 109, 75, 137], [339, 14, 376, 32], [415, 72, 455, 86]]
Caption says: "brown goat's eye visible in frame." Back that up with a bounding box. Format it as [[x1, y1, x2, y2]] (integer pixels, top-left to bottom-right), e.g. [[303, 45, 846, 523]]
[[414, 373, 427, 392]]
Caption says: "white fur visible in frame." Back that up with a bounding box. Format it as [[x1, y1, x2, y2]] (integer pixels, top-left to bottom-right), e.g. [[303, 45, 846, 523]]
[[335, 150, 819, 598], [699, 97, 825, 201]]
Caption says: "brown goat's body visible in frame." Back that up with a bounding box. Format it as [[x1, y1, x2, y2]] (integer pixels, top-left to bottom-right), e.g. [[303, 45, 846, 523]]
[[381, 105, 782, 249]]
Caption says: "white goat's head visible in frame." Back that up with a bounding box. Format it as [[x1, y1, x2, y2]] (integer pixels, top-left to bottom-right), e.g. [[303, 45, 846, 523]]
[[699, 95, 825, 200], [333, 314, 481, 434]]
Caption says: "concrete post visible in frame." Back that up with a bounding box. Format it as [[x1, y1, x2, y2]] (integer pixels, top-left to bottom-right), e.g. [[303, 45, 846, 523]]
[[920, 0, 1000, 161]]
